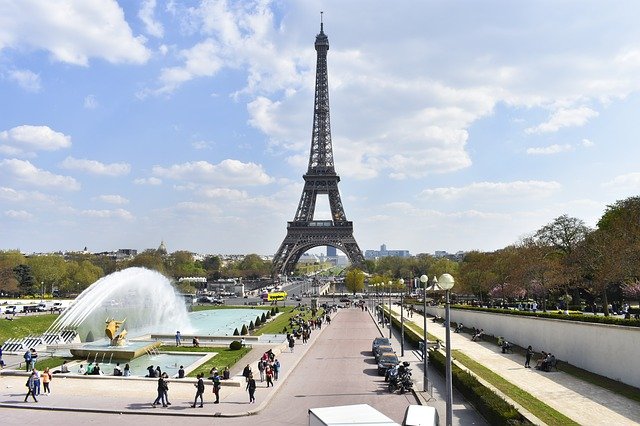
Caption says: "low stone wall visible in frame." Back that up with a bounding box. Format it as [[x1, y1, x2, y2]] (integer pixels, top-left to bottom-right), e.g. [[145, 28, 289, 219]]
[[426, 306, 640, 389]]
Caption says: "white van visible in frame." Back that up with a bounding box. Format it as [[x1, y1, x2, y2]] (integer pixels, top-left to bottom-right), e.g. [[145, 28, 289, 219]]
[[402, 405, 439, 426]]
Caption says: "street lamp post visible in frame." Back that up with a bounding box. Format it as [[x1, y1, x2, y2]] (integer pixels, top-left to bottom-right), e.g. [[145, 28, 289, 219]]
[[399, 278, 405, 356], [388, 281, 392, 338], [419, 274, 429, 392], [437, 273, 456, 426]]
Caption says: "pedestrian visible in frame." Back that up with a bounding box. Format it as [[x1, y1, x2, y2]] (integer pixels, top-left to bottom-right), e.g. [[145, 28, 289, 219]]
[[288, 336, 295, 353], [191, 373, 205, 408], [175, 330, 181, 346], [162, 373, 171, 405], [265, 364, 274, 388], [24, 370, 38, 402], [29, 348, 38, 370], [246, 373, 256, 404], [242, 364, 252, 382], [42, 367, 52, 395], [152, 373, 168, 407], [178, 365, 185, 378], [23, 349, 32, 372], [33, 368, 41, 396], [257, 359, 265, 382], [212, 370, 221, 404], [124, 363, 131, 377], [273, 359, 280, 381], [525, 345, 534, 368]]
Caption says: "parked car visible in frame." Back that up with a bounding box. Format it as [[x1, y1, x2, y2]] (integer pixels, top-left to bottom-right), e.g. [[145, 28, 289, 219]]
[[377, 352, 399, 375], [4, 305, 17, 315], [52, 302, 64, 313], [372, 337, 391, 355], [374, 344, 394, 361]]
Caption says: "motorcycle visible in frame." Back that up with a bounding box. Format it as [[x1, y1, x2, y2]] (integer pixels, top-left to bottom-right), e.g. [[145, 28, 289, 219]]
[[388, 362, 413, 394]]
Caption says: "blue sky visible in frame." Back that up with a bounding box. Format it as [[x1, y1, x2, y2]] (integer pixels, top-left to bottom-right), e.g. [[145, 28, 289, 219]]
[[2, 0, 640, 257]]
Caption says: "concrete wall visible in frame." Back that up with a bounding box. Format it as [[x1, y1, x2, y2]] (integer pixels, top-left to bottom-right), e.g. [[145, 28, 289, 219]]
[[426, 306, 640, 389]]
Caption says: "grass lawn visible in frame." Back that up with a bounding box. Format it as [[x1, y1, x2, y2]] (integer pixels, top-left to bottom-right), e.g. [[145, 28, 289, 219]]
[[161, 345, 251, 377], [254, 306, 325, 336], [0, 314, 58, 343], [453, 350, 579, 426]]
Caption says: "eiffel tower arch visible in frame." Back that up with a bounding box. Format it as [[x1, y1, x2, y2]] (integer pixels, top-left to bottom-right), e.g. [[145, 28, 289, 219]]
[[272, 19, 365, 276]]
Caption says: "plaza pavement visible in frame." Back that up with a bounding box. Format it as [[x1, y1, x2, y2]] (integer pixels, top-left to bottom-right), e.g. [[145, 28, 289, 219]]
[[387, 304, 640, 426]]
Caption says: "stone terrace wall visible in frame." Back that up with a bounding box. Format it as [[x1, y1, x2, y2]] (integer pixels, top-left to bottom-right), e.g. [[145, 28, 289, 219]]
[[426, 306, 640, 389]]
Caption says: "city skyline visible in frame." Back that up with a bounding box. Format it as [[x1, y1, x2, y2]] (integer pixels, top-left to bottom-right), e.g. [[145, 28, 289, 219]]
[[3, 1, 640, 256]]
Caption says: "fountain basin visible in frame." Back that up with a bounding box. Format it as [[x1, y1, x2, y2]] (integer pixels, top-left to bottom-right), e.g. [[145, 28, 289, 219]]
[[70, 340, 161, 361]]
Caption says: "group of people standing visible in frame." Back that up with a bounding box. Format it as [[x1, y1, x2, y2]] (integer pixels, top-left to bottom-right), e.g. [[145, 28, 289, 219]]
[[24, 367, 52, 402]]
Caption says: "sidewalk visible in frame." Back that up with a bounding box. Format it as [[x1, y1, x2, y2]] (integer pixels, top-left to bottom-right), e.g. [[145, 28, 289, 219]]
[[387, 304, 640, 425], [0, 310, 336, 418]]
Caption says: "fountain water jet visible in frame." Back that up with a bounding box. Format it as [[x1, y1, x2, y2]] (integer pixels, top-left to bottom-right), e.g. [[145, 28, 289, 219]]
[[47, 267, 193, 342]]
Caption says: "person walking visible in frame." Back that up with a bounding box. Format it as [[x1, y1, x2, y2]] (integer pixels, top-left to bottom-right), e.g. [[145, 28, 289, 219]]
[[191, 373, 205, 408], [257, 359, 265, 382], [288, 336, 295, 353], [273, 359, 280, 381], [42, 367, 52, 395], [212, 370, 221, 404], [23, 350, 32, 372], [162, 373, 171, 405], [525, 345, 534, 368], [246, 373, 256, 404], [152, 373, 168, 407], [24, 370, 38, 402], [175, 330, 181, 346], [265, 364, 274, 388], [242, 364, 252, 382]]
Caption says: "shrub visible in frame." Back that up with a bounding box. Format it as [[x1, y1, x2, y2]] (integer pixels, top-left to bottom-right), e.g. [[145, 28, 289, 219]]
[[429, 350, 525, 424], [241, 324, 248, 335], [255, 316, 262, 326], [249, 320, 255, 330], [266, 311, 271, 319], [261, 312, 267, 322], [229, 340, 242, 350], [275, 307, 280, 313], [233, 328, 240, 336], [271, 307, 276, 315]]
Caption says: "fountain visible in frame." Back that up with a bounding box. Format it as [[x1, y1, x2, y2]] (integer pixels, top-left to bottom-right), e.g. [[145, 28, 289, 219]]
[[47, 267, 193, 342], [47, 267, 191, 361]]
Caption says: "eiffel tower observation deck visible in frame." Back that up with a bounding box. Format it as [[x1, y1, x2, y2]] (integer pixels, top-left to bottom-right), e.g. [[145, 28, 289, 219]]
[[272, 17, 365, 276]]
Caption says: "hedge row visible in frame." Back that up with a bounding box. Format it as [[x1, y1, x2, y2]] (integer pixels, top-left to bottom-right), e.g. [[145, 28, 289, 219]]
[[428, 350, 530, 425], [452, 305, 640, 327]]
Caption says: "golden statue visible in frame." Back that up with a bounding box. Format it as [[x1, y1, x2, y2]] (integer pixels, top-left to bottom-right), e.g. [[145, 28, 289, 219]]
[[105, 318, 127, 346]]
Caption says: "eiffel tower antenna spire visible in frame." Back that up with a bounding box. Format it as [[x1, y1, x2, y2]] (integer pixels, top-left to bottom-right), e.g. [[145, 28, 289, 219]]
[[272, 19, 364, 277]]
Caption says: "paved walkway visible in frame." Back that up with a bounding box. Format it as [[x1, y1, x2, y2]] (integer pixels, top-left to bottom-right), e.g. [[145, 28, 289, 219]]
[[0, 310, 336, 419], [388, 304, 640, 425]]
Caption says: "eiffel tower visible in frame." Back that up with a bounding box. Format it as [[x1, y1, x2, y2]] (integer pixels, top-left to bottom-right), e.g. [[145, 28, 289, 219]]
[[272, 19, 365, 276]]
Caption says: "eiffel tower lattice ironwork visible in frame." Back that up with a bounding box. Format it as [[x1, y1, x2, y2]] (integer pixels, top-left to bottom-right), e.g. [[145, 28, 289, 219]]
[[272, 20, 364, 276]]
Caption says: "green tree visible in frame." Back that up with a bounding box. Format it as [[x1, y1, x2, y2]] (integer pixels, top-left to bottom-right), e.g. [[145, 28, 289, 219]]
[[128, 250, 166, 273], [344, 268, 365, 294], [13, 264, 36, 295], [28, 254, 67, 296]]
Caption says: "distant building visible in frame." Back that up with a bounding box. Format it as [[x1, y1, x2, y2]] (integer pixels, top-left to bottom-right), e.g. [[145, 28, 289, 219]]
[[364, 244, 411, 260], [326, 246, 337, 257], [433, 250, 467, 262]]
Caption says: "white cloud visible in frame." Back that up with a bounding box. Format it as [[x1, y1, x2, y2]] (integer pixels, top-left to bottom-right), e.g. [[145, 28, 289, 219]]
[[420, 181, 561, 200], [8, 69, 41, 92], [152, 159, 273, 186], [200, 188, 248, 200], [84, 95, 98, 109], [60, 157, 130, 176], [96, 194, 129, 205], [581, 138, 595, 147], [138, 0, 164, 38], [0, 125, 71, 151], [80, 209, 134, 220], [0, 0, 150, 66], [603, 172, 640, 188], [0, 159, 79, 190], [525, 107, 599, 134], [134, 177, 162, 185], [0, 186, 55, 203], [526, 144, 573, 155], [4, 210, 33, 220]]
